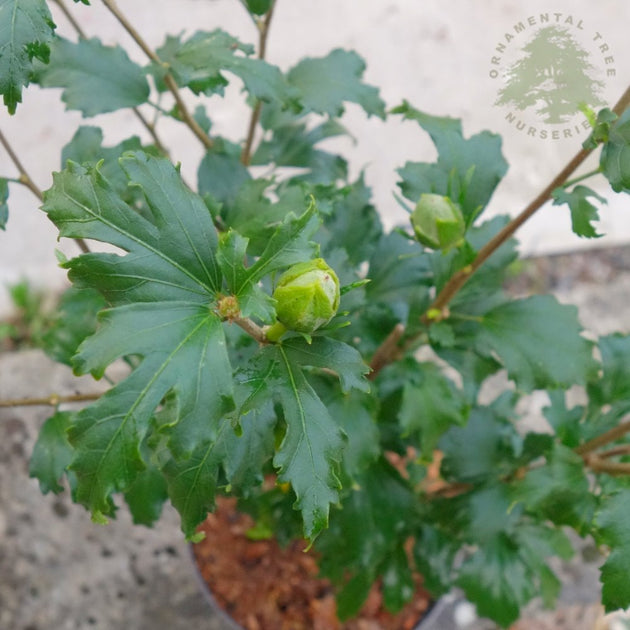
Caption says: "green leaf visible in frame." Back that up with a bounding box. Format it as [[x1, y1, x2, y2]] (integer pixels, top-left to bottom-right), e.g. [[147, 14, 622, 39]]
[[197, 142, 251, 207], [42, 287, 106, 366], [217, 201, 319, 320], [220, 397, 276, 492], [450, 215, 518, 311], [475, 295, 597, 391], [217, 229, 274, 321], [543, 390, 585, 448], [366, 231, 432, 306], [60, 126, 156, 207], [326, 390, 379, 479], [600, 110, 630, 192], [281, 336, 370, 394], [222, 179, 310, 255], [439, 407, 518, 482], [158, 387, 273, 539], [596, 490, 630, 611], [37, 37, 149, 116], [29, 411, 74, 494], [161, 436, 224, 539], [0, 177, 8, 229], [392, 100, 461, 135], [0, 0, 55, 114], [395, 101, 508, 224], [68, 303, 233, 517], [288, 49, 386, 119], [320, 177, 383, 265], [583, 108, 618, 149], [514, 443, 595, 530], [458, 524, 570, 628], [256, 345, 344, 540], [551, 185, 605, 238], [457, 534, 535, 627], [382, 545, 415, 612], [45, 153, 222, 302], [123, 462, 168, 526], [399, 362, 466, 458], [316, 458, 416, 617], [42, 152, 235, 519], [275, 346, 344, 539], [251, 119, 348, 185], [156, 30, 298, 106], [590, 333, 630, 407], [414, 525, 458, 595]]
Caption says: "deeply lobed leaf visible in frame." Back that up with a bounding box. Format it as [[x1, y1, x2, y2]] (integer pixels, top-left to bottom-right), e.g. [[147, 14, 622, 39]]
[[42, 152, 234, 521], [37, 37, 150, 116], [0, 0, 55, 113], [394, 101, 508, 225]]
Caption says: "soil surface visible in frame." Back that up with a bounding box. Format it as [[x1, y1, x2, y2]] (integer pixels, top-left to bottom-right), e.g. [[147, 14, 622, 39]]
[[193, 497, 432, 630]]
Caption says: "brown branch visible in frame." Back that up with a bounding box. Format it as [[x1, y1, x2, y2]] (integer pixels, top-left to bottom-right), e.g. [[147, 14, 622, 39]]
[[575, 420, 630, 456], [597, 444, 630, 460], [0, 128, 43, 201], [100, 0, 213, 151], [132, 109, 169, 156], [0, 128, 90, 253], [0, 392, 102, 408], [584, 456, 630, 476], [368, 323, 405, 379], [241, 1, 277, 165], [234, 317, 269, 344]]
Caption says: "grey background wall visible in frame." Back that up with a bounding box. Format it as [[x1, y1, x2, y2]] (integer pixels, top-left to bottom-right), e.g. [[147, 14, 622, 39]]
[[0, 0, 628, 314]]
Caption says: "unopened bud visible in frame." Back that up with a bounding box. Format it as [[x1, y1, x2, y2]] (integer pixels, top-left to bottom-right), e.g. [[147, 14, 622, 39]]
[[411, 193, 465, 251], [272, 258, 340, 333]]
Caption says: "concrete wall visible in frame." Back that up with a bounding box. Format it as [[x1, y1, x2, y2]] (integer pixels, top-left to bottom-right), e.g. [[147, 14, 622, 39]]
[[0, 0, 628, 314]]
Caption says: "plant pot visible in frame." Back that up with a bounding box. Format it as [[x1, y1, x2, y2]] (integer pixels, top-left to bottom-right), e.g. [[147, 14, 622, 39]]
[[190, 497, 438, 630]]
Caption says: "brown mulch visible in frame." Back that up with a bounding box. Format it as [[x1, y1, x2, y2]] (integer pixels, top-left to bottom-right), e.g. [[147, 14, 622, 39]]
[[192, 497, 432, 630]]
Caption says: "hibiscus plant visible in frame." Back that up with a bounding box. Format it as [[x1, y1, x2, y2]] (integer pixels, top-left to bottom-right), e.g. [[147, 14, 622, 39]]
[[2, 0, 630, 626]]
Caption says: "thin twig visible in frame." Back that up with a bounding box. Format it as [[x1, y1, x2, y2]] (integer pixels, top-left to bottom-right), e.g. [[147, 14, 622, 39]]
[[0, 129, 43, 201], [241, 1, 277, 165], [100, 0, 213, 151], [575, 420, 630, 456], [597, 444, 630, 460], [132, 109, 169, 155], [234, 317, 269, 344], [0, 392, 103, 408], [368, 323, 404, 379], [584, 457, 630, 476], [0, 128, 90, 253]]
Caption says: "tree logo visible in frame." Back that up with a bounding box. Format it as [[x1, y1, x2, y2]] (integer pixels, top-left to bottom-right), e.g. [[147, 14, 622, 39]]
[[497, 26, 604, 123], [489, 14, 617, 140]]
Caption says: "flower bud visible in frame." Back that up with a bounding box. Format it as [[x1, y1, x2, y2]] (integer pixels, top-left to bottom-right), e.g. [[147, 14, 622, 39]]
[[411, 193, 465, 251], [272, 258, 340, 333]]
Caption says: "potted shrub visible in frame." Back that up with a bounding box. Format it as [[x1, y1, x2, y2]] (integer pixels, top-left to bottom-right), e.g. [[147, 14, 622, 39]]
[[2, 0, 630, 627]]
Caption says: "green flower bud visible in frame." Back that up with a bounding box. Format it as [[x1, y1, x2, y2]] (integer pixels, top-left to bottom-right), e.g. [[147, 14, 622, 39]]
[[411, 193, 465, 251], [272, 258, 340, 334]]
